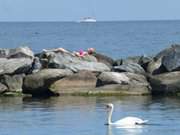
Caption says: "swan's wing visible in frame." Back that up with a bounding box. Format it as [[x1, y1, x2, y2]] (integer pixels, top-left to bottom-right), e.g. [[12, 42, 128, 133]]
[[113, 117, 148, 125], [127, 117, 148, 125], [136, 119, 148, 125]]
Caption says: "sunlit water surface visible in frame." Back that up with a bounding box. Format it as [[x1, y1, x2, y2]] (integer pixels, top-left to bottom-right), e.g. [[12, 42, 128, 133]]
[[0, 96, 180, 135]]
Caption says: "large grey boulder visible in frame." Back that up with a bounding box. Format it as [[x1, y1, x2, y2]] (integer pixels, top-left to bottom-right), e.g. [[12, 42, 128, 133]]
[[65, 62, 110, 73], [0, 46, 34, 58], [114, 56, 153, 72], [40, 51, 110, 72], [113, 63, 145, 75], [148, 71, 180, 95], [50, 70, 97, 93], [23, 69, 73, 96], [96, 72, 151, 95], [146, 58, 166, 75], [161, 45, 180, 71], [97, 72, 149, 86], [0, 74, 24, 92], [97, 72, 130, 85], [0, 46, 34, 75], [147, 45, 180, 74], [92, 52, 114, 68], [0, 58, 33, 75]]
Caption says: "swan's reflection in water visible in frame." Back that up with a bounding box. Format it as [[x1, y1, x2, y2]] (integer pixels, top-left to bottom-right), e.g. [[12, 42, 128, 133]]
[[106, 125, 143, 135]]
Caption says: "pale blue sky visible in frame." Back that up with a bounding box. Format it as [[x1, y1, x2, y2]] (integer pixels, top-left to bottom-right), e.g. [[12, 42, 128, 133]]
[[0, 0, 180, 21]]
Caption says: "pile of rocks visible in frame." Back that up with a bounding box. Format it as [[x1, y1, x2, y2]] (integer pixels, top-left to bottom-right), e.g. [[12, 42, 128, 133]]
[[1, 45, 180, 97]]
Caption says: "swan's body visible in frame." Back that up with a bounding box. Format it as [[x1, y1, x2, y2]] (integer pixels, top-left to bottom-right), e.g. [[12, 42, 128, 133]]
[[110, 116, 148, 126], [106, 103, 148, 126]]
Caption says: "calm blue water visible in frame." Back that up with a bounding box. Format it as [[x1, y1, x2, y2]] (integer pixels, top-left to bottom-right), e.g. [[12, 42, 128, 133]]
[[0, 21, 180, 58], [0, 96, 180, 135]]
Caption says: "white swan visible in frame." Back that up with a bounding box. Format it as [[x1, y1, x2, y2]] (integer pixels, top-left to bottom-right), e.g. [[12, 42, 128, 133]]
[[105, 103, 148, 126]]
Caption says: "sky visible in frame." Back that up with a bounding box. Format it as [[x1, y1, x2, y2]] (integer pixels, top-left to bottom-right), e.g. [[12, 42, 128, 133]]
[[0, 0, 180, 21]]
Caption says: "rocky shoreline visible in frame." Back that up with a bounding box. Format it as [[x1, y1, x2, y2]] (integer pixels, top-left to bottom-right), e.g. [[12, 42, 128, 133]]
[[1, 45, 180, 97]]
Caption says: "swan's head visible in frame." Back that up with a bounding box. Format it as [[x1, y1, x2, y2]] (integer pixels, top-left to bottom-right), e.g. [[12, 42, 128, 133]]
[[106, 103, 114, 109]]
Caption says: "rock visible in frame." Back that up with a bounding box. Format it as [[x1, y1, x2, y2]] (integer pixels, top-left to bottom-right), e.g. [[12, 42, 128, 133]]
[[0, 58, 33, 75], [66, 62, 110, 73], [161, 45, 180, 71], [39, 58, 48, 68], [81, 55, 97, 62], [0, 74, 24, 92], [97, 72, 149, 86], [147, 45, 180, 74], [146, 58, 167, 75], [95, 84, 150, 95], [122, 56, 142, 65], [91, 52, 114, 68], [0, 44, 34, 76], [113, 63, 145, 74], [0, 49, 9, 58], [23, 69, 73, 96], [97, 72, 151, 95], [114, 56, 153, 71], [31, 57, 42, 73], [40, 51, 110, 72], [0, 83, 8, 94], [0, 46, 34, 59], [113, 59, 123, 66], [50, 70, 97, 93], [8, 46, 34, 59], [148, 71, 180, 95], [155, 45, 175, 60], [125, 72, 150, 86], [97, 72, 130, 86], [123, 55, 153, 66], [138, 56, 153, 70]]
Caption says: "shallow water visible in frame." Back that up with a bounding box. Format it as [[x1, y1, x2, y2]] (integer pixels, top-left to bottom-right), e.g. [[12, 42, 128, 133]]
[[0, 96, 180, 135]]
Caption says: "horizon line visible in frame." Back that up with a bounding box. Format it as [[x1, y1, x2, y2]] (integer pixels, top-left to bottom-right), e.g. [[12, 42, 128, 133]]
[[0, 19, 180, 23]]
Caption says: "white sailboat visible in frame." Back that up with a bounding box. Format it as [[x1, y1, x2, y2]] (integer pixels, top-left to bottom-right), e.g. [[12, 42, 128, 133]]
[[77, 0, 96, 23], [79, 17, 97, 23]]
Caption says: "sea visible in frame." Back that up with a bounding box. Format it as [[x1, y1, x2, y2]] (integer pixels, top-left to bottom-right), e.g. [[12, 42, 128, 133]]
[[0, 21, 180, 135], [0, 20, 180, 58]]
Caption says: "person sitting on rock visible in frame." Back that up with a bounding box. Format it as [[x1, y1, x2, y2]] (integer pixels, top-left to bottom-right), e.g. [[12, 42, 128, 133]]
[[73, 48, 95, 57], [87, 48, 95, 55], [74, 49, 88, 57], [42, 48, 70, 53]]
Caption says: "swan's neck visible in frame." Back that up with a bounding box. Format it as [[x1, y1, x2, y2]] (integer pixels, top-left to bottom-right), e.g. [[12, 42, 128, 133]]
[[107, 106, 113, 125]]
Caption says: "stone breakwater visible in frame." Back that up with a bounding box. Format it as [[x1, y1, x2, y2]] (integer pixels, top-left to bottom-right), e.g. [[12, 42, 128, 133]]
[[1, 44, 180, 97]]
